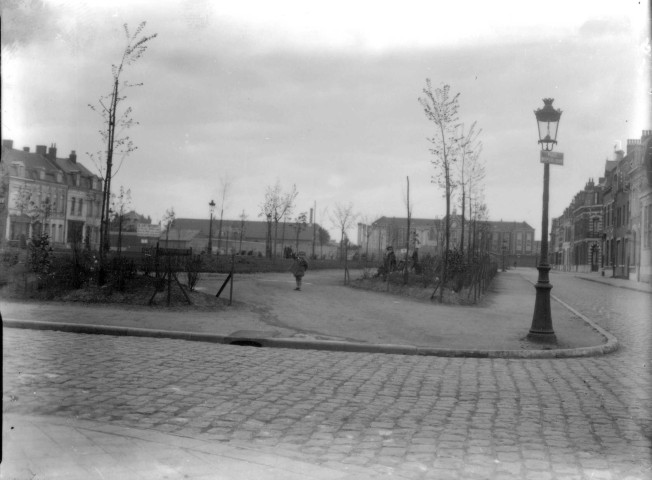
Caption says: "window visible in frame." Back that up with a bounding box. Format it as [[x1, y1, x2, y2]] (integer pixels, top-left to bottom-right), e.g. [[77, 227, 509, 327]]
[[70, 197, 76, 215], [78, 199, 83, 216]]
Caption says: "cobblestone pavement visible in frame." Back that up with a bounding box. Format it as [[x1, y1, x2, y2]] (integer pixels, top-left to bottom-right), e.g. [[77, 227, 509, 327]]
[[3, 273, 651, 479]]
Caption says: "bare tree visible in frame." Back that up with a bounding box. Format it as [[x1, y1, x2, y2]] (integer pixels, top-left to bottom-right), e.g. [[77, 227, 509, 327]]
[[291, 212, 308, 253], [259, 189, 275, 258], [215, 175, 231, 252], [419, 80, 462, 302], [454, 123, 482, 260], [259, 181, 297, 259], [162, 207, 175, 248], [466, 154, 487, 258], [331, 202, 358, 262], [88, 22, 157, 262]]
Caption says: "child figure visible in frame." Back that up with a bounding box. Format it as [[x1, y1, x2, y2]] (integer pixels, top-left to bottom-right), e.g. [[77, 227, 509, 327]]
[[292, 252, 309, 291]]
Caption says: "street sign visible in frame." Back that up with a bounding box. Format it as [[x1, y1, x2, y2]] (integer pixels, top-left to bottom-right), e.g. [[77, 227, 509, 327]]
[[540, 151, 564, 165]]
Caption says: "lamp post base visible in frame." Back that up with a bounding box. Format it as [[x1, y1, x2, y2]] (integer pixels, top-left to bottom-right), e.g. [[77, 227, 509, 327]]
[[528, 263, 557, 343], [526, 330, 557, 343]]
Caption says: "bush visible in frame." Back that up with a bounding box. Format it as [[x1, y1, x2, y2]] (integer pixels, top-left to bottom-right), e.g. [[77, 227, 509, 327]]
[[109, 256, 137, 292], [48, 248, 97, 290], [186, 255, 202, 291]]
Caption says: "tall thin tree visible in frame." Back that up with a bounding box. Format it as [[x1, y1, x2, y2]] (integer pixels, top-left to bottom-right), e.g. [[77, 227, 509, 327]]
[[419, 80, 462, 302], [89, 22, 156, 279], [331, 202, 358, 262], [455, 122, 482, 260]]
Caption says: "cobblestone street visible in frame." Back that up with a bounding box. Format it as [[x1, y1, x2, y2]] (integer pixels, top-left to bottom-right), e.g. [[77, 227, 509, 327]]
[[3, 271, 651, 479]]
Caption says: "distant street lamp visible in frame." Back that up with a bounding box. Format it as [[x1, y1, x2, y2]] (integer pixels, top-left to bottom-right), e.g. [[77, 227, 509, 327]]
[[502, 239, 507, 272], [207, 200, 215, 254], [528, 98, 562, 343]]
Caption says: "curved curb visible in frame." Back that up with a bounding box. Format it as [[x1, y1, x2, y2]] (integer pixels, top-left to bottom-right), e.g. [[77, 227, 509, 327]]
[[2, 317, 616, 359], [519, 274, 619, 358]]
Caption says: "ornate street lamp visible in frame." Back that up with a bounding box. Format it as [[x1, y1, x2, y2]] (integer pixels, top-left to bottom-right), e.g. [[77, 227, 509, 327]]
[[207, 200, 215, 254], [528, 98, 562, 342]]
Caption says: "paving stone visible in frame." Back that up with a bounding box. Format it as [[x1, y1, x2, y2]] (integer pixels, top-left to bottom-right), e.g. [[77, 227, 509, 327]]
[[3, 274, 651, 479]]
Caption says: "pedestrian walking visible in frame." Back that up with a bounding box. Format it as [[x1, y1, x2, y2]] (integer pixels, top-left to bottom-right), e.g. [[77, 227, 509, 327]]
[[291, 251, 309, 291]]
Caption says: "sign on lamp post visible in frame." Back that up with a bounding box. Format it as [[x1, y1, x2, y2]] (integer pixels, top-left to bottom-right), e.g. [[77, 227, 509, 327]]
[[540, 151, 564, 165]]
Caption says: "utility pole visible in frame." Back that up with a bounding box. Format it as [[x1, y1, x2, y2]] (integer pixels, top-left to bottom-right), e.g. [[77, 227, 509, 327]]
[[312, 201, 316, 259]]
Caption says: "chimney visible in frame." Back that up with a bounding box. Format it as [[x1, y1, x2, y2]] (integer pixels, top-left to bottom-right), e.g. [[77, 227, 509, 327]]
[[48, 143, 57, 161], [36, 145, 47, 155], [627, 138, 640, 156], [2, 139, 13, 149], [642, 130, 652, 139], [69, 150, 77, 163], [23, 147, 30, 152], [614, 149, 624, 162]]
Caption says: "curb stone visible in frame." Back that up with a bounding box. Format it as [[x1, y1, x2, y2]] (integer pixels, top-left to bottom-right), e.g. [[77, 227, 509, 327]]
[[2, 316, 617, 359]]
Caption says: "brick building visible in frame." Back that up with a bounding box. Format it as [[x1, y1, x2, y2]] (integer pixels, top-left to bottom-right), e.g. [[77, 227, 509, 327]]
[[550, 179, 603, 272], [550, 129, 652, 282]]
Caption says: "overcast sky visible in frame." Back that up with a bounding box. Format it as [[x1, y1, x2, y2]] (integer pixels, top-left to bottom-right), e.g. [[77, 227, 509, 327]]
[[2, 0, 650, 242]]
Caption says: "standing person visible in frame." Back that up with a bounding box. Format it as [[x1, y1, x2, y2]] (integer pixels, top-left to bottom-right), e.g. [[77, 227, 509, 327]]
[[385, 246, 397, 272], [291, 251, 309, 291]]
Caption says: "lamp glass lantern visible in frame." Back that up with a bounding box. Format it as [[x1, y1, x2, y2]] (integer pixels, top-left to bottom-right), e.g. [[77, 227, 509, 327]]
[[535, 98, 562, 151]]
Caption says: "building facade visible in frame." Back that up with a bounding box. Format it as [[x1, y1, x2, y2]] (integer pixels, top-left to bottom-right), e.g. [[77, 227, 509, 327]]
[[168, 218, 338, 258], [1, 140, 102, 248], [357, 216, 536, 262], [550, 130, 652, 282], [550, 179, 603, 272]]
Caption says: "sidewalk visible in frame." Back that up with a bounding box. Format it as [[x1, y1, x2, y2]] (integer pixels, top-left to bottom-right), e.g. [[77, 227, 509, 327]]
[[1, 269, 617, 359], [558, 269, 652, 294], [1, 414, 379, 480]]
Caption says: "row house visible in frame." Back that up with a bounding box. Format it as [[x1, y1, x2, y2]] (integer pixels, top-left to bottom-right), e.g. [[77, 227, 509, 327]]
[[357, 215, 536, 261], [0, 140, 103, 248], [550, 178, 603, 272], [550, 130, 652, 282], [632, 134, 652, 282], [602, 131, 652, 280]]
